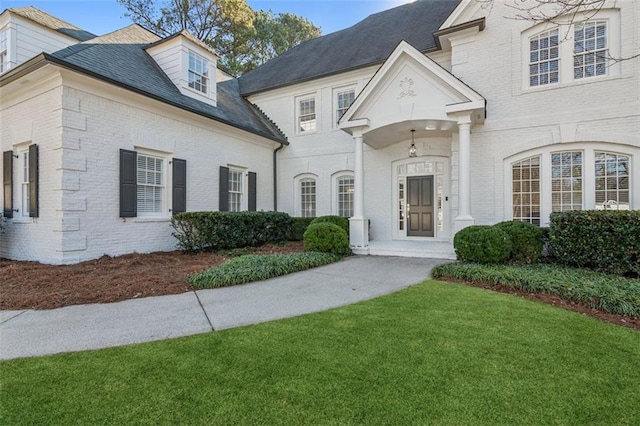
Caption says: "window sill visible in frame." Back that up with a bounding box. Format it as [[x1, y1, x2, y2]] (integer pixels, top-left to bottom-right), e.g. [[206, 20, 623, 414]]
[[133, 217, 171, 223], [10, 218, 34, 224], [520, 72, 623, 94]]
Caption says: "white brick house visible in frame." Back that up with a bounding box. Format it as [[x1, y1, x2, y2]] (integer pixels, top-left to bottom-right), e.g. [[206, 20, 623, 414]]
[[1, 1, 639, 264]]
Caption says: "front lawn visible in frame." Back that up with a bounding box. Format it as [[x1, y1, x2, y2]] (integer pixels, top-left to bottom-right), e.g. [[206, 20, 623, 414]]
[[2, 281, 639, 424]]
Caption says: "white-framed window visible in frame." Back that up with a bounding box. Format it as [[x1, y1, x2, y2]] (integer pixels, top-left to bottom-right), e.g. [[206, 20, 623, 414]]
[[522, 10, 619, 89], [188, 50, 208, 94], [335, 88, 355, 123], [595, 151, 630, 210], [136, 153, 165, 216], [512, 156, 541, 225], [336, 174, 354, 217], [529, 29, 559, 87], [297, 95, 316, 133], [0, 28, 8, 73], [20, 150, 29, 217], [551, 151, 583, 212], [300, 178, 316, 217], [574, 20, 608, 79], [507, 143, 636, 225], [228, 168, 244, 212]]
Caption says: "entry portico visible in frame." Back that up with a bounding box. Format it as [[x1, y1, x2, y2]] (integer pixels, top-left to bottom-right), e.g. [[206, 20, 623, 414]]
[[339, 41, 486, 255]]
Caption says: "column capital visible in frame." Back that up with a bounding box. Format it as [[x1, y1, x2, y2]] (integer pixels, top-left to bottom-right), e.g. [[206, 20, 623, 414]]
[[456, 113, 473, 126]]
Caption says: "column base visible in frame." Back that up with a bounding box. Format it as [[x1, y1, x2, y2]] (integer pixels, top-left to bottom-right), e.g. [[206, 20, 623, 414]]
[[454, 216, 475, 233], [349, 217, 369, 249]]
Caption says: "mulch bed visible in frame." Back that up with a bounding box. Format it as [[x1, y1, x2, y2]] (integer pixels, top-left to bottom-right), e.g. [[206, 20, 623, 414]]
[[1, 245, 637, 331], [0, 242, 304, 310]]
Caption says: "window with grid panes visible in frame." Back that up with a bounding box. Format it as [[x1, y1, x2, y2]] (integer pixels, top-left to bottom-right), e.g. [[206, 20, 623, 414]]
[[336, 89, 355, 123], [298, 97, 316, 133], [300, 178, 316, 217], [137, 154, 164, 215], [512, 156, 541, 225], [529, 29, 559, 87], [337, 175, 353, 217], [574, 20, 607, 79], [228, 169, 243, 212], [551, 151, 583, 212], [0, 29, 8, 73], [188, 51, 208, 94], [595, 152, 629, 210], [21, 150, 29, 216]]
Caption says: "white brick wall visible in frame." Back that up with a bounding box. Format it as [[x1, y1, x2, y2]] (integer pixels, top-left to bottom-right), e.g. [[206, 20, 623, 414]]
[[1, 72, 278, 264]]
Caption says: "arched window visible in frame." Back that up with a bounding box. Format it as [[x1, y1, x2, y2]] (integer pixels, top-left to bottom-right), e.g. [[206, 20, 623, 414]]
[[300, 178, 316, 218]]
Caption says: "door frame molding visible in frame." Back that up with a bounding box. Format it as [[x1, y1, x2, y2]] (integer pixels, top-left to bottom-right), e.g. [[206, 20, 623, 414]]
[[391, 156, 451, 240]]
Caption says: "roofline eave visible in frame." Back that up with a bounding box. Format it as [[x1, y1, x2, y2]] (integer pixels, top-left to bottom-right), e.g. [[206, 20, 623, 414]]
[[0, 53, 288, 145]]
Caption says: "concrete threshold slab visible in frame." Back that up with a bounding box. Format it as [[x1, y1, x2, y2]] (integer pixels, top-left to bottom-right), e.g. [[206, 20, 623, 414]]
[[0, 292, 210, 360]]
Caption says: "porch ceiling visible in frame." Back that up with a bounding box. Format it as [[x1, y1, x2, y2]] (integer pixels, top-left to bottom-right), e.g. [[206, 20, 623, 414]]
[[362, 118, 456, 149]]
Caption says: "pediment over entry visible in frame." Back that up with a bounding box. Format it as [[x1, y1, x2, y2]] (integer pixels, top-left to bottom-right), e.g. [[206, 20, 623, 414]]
[[339, 40, 485, 148]]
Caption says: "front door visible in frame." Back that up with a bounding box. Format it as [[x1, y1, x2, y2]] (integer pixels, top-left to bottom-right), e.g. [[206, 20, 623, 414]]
[[407, 176, 434, 237]]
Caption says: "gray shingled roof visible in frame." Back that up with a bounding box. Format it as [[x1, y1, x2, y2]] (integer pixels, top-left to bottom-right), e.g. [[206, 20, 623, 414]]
[[239, 0, 460, 96], [7, 6, 96, 41], [45, 25, 287, 144]]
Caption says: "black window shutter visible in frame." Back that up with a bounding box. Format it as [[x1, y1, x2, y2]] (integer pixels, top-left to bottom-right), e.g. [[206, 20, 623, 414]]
[[28, 144, 39, 218], [219, 166, 229, 211], [120, 149, 137, 217], [248, 171, 256, 211], [172, 158, 186, 215], [3, 151, 13, 219]]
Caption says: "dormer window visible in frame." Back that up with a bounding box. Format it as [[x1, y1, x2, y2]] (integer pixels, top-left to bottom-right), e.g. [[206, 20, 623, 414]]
[[0, 28, 8, 73], [188, 50, 208, 94]]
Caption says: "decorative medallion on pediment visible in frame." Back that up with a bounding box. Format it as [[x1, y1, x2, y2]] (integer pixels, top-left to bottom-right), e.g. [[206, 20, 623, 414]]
[[398, 76, 417, 99]]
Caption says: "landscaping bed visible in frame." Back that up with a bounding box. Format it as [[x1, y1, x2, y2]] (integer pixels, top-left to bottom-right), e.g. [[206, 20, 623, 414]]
[[0, 241, 304, 310]]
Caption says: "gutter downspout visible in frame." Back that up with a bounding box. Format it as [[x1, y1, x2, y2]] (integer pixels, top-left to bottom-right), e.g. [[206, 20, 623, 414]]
[[273, 143, 285, 211]]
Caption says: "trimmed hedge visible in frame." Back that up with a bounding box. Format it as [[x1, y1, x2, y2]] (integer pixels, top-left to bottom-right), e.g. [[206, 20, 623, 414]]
[[303, 222, 351, 256], [453, 225, 512, 264], [432, 262, 640, 317], [290, 217, 315, 241], [188, 252, 341, 288], [494, 221, 543, 263], [310, 215, 349, 235], [550, 210, 640, 277], [171, 211, 292, 252]]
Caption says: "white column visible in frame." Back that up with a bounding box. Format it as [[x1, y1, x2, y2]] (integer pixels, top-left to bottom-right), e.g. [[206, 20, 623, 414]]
[[349, 130, 369, 251], [455, 115, 474, 232]]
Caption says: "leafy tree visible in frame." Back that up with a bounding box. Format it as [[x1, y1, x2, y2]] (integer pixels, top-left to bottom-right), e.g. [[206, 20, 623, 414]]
[[118, 0, 321, 75]]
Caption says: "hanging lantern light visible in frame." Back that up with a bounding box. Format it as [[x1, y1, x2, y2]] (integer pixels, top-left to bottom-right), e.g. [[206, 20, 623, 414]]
[[409, 129, 417, 157]]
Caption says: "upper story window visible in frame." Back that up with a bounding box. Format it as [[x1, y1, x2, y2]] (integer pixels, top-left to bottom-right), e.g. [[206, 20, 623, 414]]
[[336, 89, 355, 123], [297, 95, 316, 133], [523, 10, 619, 89], [188, 51, 208, 94], [137, 154, 165, 216], [574, 20, 608, 79], [529, 30, 559, 87], [0, 28, 8, 73]]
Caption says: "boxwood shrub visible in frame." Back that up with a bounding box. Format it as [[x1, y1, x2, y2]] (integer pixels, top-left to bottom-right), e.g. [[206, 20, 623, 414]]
[[494, 220, 543, 263], [290, 217, 315, 241], [171, 211, 292, 252], [303, 222, 351, 256], [454, 225, 512, 264], [310, 215, 349, 235], [550, 210, 640, 277]]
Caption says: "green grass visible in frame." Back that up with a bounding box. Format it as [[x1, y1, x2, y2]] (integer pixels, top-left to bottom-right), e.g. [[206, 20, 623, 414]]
[[432, 262, 640, 317], [2, 281, 639, 425], [189, 252, 341, 288]]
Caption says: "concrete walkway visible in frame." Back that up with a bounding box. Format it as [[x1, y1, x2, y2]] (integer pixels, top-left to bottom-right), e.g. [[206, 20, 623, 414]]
[[0, 256, 448, 360]]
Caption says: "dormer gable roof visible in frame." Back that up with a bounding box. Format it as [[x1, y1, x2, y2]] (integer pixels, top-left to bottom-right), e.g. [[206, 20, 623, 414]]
[[145, 30, 219, 58]]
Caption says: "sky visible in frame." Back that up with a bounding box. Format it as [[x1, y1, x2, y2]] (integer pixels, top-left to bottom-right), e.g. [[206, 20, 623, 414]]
[[0, 0, 416, 36]]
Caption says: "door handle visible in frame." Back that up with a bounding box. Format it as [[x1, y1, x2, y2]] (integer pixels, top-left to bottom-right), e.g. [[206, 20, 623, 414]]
[[407, 204, 410, 211]]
